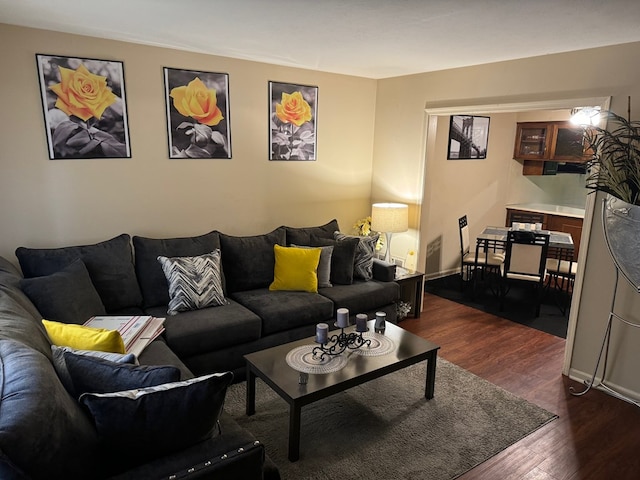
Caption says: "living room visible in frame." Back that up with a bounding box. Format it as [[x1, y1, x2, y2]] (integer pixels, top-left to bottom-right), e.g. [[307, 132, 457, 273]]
[[2, 2, 640, 478]]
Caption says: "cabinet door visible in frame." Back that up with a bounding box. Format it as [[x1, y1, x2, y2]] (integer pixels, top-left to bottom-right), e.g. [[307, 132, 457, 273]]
[[514, 123, 550, 160], [549, 124, 589, 162], [547, 214, 583, 257]]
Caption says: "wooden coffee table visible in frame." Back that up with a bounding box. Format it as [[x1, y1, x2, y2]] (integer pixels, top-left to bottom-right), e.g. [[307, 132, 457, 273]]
[[244, 320, 440, 461]]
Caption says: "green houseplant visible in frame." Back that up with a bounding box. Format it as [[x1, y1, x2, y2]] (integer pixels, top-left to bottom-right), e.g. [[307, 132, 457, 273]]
[[584, 102, 640, 206]]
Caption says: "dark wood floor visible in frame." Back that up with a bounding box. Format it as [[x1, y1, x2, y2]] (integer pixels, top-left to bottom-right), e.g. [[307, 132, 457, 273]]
[[402, 293, 640, 480]]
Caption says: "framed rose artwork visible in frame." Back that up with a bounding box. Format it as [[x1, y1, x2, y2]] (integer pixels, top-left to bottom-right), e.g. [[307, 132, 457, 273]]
[[35, 54, 132, 159], [163, 67, 231, 159], [269, 81, 318, 161]]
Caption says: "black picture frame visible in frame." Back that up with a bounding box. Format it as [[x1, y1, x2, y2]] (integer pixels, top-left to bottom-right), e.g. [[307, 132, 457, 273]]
[[35, 54, 131, 159], [163, 67, 231, 159], [269, 81, 318, 161], [447, 115, 490, 160]]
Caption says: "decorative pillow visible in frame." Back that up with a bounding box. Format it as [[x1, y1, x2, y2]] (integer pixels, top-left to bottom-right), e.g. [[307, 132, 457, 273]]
[[42, 319, 125, 354], [218, 227, 286, 293], [63, 351, 181, 398], [20, 258, 106, 325], [79, 372, 234, 461], [157, 250, 227, 316], [334, 232, 380, 281], [285, 219, 340, 245], [292, 244, 333, 288], [269, 245, 321, 293], [15, 234, 143, 312], [310, 234, 358, 285], [133, 231, 221, 308], [52, 345, 138, 396]]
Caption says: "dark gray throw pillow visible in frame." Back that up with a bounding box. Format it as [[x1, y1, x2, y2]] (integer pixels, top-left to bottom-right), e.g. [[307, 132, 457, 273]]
[[52, 345, 138, 397], [133, 231, 221, 308], [310, 234, 358, 285], [16, 234, 142, 312], [285, 219, 340, 245], [334, 232, 380, 281], [63, 351, 181, 398], [79, 372, 234, 461], [219, 227, 286, 293], [20, 258, 106, 324]]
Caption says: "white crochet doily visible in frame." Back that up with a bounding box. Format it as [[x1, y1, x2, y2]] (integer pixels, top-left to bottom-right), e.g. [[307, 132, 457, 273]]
[[352, 331, 396, 357], [285, 344, 348, 374]]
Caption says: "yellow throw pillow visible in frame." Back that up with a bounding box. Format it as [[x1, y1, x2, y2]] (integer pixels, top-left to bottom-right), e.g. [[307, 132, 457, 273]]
[[269, 245, 321, 293], [42, 319, 126, 354]]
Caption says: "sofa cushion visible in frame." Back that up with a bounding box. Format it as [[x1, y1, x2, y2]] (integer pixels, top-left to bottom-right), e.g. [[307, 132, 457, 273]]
[[157, 250, 227, 315], [219, 227, 286, 293], [52, 345, 138, 396], [284, 219, 339, 245], [0, 339, 102, 479], [20, 258, 106, 325], [133, 231, 221, 308], [269, 245, 321, 293], [334, 232, 380, 280], [16, 234, 142, 312], [145, 299, 262, 358], [318, 280, 400, 315], [292, 244, 333, 288], [42, 319, 126, 353], [231, 288, 334, 336], [79, 372, 234, 463], [63, 351, 181, 398], [310, 234, 358, 285]]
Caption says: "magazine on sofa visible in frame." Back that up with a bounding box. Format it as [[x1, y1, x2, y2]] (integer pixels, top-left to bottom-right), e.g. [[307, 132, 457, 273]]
[[84, 315, 165, 357]]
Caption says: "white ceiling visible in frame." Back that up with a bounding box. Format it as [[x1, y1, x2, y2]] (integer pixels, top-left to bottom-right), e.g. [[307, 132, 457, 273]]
[[3, 0, 640, 79]]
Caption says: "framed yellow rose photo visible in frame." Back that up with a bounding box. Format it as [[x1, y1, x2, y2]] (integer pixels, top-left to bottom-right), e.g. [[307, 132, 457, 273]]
[[35, 54, 131, 159], [269, 81, 318, 161], [163, 68, 231, 159]]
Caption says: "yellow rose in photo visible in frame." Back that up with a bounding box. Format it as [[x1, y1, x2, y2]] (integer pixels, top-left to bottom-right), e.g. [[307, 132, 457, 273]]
[[49, 64, 117, 121], [170, 77, 224, 126], [276, 91, 312, 126]]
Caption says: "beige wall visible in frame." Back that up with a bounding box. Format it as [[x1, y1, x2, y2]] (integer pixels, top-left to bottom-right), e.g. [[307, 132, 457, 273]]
[[0, 24, 377, 262], [373, 42, 640, 399]]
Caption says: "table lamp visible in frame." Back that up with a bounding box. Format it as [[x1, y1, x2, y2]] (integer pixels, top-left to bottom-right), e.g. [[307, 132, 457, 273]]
[[371, 203, 409, 263]]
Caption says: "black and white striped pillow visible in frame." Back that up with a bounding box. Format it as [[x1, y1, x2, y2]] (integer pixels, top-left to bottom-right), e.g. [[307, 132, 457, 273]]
[[157, 250, 227, 315], [333, 232, 379, 281]]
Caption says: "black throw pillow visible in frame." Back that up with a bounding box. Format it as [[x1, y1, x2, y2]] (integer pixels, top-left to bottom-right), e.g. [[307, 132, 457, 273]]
[[79, 372, 234, 462], [310, 234, 358, 285]]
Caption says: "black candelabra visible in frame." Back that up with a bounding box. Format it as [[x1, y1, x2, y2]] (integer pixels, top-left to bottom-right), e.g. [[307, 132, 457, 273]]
[[312, 327, 371, 361]]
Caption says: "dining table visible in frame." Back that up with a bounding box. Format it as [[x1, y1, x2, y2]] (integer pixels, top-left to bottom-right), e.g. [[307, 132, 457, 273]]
[[476, 226, 574, 251]]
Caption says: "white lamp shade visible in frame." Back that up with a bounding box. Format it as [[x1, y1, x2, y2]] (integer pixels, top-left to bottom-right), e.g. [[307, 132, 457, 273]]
[[371, 203, 409, 233]]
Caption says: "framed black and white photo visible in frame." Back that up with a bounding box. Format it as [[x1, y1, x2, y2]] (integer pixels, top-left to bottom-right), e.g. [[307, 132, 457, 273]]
[[447, 115, 490, 160], [35, 54, 131, 159]]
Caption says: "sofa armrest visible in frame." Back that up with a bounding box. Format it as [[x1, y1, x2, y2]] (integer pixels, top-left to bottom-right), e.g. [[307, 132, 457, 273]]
[[108, 413, 269, 480], [372, 258, 397, 282]]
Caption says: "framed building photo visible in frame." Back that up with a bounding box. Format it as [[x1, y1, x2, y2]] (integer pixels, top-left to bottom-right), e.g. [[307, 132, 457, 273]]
[[35, 54, 131, 159], [447, 115, 490, 160], [163, 67, 231, 159], [269, 81, 317, 161]]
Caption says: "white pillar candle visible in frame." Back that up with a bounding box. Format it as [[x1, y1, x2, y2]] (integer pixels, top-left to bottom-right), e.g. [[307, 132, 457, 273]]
[[336, 308, 349, 328]]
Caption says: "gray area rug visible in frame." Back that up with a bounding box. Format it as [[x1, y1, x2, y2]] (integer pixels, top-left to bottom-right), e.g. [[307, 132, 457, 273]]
[[224, 359, 557, 480]]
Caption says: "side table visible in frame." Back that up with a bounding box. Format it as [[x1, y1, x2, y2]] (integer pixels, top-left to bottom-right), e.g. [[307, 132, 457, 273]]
[[394, 267, 425, 319]]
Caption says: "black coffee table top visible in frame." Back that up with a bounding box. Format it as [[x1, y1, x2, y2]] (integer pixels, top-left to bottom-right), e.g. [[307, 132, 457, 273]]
[[244, 320, 439, 404]]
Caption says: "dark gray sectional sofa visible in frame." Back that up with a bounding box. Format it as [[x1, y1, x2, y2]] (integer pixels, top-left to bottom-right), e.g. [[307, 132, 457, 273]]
[[0, 219, 400, 479]]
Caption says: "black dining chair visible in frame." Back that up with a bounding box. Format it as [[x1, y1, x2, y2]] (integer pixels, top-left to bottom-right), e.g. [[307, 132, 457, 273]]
[[500, 230, 550, 317], [458, 215, 504, 292], [509, 211, 545, 228], [545, 246, 578, 315]]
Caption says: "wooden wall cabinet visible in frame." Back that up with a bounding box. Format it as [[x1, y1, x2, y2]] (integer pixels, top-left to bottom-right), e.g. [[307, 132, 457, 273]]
[[514, 121, 591, 176]]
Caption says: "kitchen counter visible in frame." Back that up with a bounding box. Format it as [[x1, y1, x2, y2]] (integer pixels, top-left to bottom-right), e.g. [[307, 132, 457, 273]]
[[506, 203, 585, 219]]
